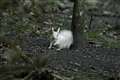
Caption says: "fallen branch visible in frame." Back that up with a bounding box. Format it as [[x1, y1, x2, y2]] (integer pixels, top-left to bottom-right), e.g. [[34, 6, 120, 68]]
[[52, 73, 73, 80]]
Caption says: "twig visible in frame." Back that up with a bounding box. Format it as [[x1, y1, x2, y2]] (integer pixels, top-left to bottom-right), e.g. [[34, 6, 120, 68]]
[[52, 73, 73, 80], [22, 71, 35, 80]]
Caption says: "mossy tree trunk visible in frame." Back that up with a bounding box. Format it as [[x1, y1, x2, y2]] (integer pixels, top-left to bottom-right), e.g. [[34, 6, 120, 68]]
[[71, 0, 86, 49]]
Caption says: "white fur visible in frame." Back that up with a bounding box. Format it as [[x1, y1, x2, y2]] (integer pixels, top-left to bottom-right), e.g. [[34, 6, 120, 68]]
[[49, 27, 73, 50]]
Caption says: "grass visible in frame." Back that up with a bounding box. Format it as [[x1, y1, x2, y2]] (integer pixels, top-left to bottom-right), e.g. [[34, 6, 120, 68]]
[[86, 31, 120, 48]]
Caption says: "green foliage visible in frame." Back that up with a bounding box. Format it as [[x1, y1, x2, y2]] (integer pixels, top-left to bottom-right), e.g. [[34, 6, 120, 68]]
[[0, 0, 14, 9], [100, 35, 120, 48], [0, 14, 34, 34], [86, 31, 120, 48], [0, 37, 49, 80], [86, 32, 100, 39]]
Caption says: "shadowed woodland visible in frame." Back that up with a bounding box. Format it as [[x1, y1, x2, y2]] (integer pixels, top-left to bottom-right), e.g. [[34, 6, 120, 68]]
[[0, 0, 120, 80]]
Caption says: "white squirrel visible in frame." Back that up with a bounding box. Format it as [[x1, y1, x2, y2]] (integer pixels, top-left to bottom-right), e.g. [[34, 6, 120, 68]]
[[49, 27, 73, 50]]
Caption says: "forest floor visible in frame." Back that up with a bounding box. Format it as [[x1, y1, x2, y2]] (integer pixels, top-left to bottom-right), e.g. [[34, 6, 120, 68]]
[[14, 33, 120, 80], [0, 0, 120, 80]]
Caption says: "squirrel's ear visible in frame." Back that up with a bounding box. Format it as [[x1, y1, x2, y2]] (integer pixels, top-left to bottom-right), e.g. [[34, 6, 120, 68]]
[[57, 27, 60, 33]]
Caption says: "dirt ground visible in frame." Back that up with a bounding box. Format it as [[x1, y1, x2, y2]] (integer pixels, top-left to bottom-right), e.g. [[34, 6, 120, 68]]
[[20, 33, 120, 79]]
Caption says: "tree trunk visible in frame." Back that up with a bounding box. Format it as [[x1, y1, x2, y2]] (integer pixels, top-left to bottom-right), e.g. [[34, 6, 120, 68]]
[[71, 0, 86, 49]]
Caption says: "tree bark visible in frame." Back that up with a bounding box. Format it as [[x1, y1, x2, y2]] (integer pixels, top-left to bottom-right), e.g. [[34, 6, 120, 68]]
[[71, 0, 86, 49]]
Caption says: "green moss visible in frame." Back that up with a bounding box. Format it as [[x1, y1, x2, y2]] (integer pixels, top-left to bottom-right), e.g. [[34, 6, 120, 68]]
[[86, 32, 120, 48]]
